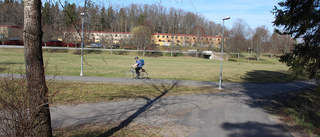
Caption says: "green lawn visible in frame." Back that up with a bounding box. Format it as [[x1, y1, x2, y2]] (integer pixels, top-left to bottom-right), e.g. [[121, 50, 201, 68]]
[[0, 48, 304, 83], [0, 48, 315, 137]]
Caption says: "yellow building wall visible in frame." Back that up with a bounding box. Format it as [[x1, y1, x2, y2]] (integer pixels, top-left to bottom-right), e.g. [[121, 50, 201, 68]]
[[64, 31, 222, 47]]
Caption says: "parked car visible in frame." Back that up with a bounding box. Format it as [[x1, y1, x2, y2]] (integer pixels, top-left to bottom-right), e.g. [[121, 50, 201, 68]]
[[90, 43, 103, 48]]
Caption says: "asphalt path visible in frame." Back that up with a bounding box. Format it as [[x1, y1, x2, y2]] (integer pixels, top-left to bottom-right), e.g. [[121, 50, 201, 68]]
[[1, 73, 318, 136]]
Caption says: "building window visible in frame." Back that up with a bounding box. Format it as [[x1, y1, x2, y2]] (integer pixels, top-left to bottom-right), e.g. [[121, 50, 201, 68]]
[[159, 39, 162, 42], [162, 36, 165, 38], [177, 40, 180, 42], [157, 35, 159, 38], [167, 36, 169, 38], [168, 40, 170, 42], [181, 37, 183, 39]]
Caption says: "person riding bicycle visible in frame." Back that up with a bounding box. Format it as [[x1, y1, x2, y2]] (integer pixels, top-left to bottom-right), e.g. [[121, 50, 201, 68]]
[[132, 57, 143, 79]]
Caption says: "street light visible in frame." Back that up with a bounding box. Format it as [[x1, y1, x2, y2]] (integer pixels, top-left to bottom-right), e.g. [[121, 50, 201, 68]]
[[80, 12, 85, 76], [248, 47, 250, 63], [219, 16, 230, 90]]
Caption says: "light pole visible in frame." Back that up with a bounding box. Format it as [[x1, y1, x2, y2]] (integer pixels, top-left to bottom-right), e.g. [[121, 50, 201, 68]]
[[80, 12, 85, 76], [248, 47, 250, 63], [219, 16, 230, 90]]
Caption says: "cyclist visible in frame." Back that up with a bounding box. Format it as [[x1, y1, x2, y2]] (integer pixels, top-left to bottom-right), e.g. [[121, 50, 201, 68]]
[[132, 57, 142, 79]]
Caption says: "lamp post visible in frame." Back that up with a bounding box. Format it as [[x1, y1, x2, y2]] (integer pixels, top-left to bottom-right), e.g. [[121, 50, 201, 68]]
[[248, 47, 250, 63], [80, 12, 85, 76], [218, 16, 230, 90]]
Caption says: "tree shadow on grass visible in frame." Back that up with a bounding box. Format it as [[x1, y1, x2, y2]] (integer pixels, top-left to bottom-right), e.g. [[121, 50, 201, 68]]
[[97, 79, 182, 137], [241, 70, 299, 83], [0, 62, 23, 65], [0, 62, 24, 72]]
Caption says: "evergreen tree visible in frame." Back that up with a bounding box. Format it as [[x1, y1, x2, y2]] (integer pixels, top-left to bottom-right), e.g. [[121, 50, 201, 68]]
[[273, 0, 320, 79], [119, 8, 127, 32], [63, 2, 77, 27], [137, 14, 145, 26], [42, 2, 52, 25], [107, 6, 114, 31], [100, 6, 107, 31]]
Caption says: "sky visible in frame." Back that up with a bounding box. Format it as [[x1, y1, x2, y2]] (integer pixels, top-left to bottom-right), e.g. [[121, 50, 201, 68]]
[[75, 0, 283, 33]]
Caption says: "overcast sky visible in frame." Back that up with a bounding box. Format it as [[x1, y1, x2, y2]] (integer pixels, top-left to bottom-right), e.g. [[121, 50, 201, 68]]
[[74, 0, 282, 33]]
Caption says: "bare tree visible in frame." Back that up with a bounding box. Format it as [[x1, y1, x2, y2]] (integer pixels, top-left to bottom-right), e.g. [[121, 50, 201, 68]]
[[0, 1, 24, 26], [223, 29, 231, 60], [192, 25, 206, 57], [132, 25, 152, 56], [252, 25, 270, 60], [229, 19, 250, 53], [279, 34, 294, 53], [270, 32, 281, 56], [24, 0, 53, 136]]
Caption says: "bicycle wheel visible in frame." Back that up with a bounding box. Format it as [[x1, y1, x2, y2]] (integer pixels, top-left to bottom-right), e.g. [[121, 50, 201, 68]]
[[125, 71, 134, 79], [139, 71, 148, 79]]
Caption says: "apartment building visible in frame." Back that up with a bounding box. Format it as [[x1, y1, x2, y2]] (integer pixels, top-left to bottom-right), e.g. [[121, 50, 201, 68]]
[[87, 31, 131, 44], [0, 25, 222, 48], [64, 31, 222, 48], [63, 31, 131, 46], [151, 33, 222, 47], [0, 25, 23, 40]]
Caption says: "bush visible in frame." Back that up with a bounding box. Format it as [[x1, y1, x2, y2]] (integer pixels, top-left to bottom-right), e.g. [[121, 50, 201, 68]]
[[43, 49, 68, 53], [165, 52, 184, 57], [114, 51, 128, 55], [146, 52, 163, 57], [0, 73, 31, 136], [73, 49, 102, 55], [0, 67, 70, 136]]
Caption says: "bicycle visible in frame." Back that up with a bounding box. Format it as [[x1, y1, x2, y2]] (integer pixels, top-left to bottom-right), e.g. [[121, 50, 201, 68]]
[[125, 67, 148, 79]]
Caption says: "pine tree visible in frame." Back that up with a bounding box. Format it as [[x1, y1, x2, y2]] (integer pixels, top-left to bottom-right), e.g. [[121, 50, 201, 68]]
[[273, 0, 320, 79]]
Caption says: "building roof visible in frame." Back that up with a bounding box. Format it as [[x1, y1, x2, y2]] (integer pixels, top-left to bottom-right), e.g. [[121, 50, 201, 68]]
[[0, 25, 23, 29], [153, 33, 221, 38]]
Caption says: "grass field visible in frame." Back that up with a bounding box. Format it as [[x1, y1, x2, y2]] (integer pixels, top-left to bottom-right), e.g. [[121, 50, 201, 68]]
[[0, 48, 305, 83], [0, 47, 316, 137]]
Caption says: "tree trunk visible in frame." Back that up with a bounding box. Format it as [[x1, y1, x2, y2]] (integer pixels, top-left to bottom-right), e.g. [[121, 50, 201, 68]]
[[24, 0, 53, 136], [226, 53, 229, 61]]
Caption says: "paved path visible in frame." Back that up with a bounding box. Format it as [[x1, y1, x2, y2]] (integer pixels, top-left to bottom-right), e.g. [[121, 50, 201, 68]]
[[1, 73, 317, 136]]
